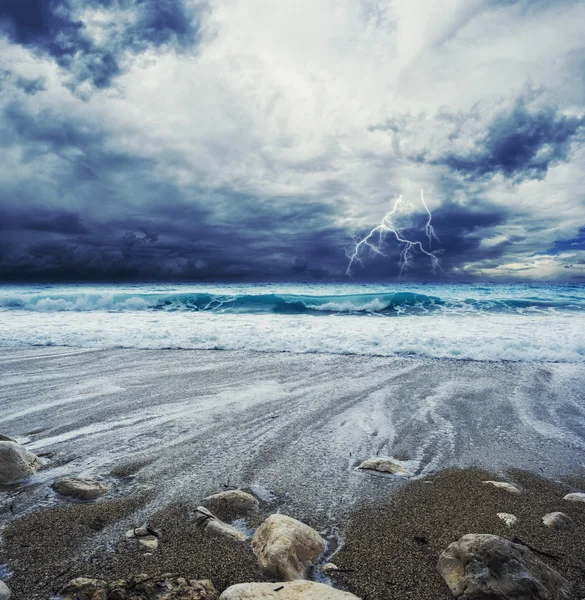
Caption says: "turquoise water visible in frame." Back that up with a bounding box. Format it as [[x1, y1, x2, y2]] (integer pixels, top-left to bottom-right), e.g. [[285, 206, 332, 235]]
[[0, 282, 584, 361]]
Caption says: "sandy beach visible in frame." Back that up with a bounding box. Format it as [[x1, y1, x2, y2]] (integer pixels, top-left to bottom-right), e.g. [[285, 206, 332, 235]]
[[1, 347, 585, 598]]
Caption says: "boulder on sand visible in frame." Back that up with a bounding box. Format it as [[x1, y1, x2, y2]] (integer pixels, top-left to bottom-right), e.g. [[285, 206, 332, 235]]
[[0, 580, 11, 600], [195, 506, 248, 542], [542, 512, 573, 531], [61, 574, 218, 599], [437, 533, 572, 599], [482, 481, 521, 495], [0, 440, 41, 484], [219, 580, 360, 599], [564, 492, 585, 503], [251, 514, 325, 581], [52, 477, 110, 501], [357, 457, 409, 477], [202, 490, 259, 520]]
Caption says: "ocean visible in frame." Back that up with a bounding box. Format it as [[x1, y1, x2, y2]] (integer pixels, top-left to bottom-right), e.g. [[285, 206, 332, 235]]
[[1, 282, 584, 362]]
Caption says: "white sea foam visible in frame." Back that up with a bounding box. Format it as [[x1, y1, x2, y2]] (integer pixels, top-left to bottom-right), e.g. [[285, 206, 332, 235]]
[[0, 309, 583, 362]]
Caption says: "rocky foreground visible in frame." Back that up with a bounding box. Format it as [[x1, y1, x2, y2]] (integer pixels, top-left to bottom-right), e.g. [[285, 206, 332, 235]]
[[1, 438, 585, 599]]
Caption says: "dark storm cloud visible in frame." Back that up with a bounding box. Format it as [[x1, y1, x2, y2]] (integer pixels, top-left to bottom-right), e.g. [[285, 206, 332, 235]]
[[0, 0, 201, 89], [440, 96, 585, 180]]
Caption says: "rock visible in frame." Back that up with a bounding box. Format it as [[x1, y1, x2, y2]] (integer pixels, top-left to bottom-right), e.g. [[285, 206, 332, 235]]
[[195, 506, 248, 542], [482, 481, 521, 495], [61, 574, 218, 599], [0, 435, 16, 443], [60, 577, 108, 600], [496, 512, 517, 527], [52, 477, 110, 501], [251, 514, 325, 581], [322, 562, 340, 573], [437, 533, 572, 599], [125, 525, 161, 550], [357, 457, 409, 477], [0, 580, 11, 600], [219, 581, 360, 599], [564, 492, 585, 503], [138, 535, 159, 551], [542, 512, 573, 530], [0, 441, 41, 484], [202, 490, 259, 519]]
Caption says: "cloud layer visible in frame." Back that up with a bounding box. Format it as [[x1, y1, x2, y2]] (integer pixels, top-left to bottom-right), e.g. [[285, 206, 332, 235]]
[[1, 0, 585, 281]]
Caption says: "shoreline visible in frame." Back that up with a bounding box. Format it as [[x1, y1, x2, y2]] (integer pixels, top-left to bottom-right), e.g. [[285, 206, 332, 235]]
[[1, 467, 584, 598], [1, 346, 585, 597]]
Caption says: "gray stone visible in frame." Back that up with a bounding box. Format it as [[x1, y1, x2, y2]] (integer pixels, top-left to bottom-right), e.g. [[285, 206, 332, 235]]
[[0, 580, 11, 600], [0, 435, 16, 443], [52, 477, 110, 501], [542, 512, 573, 531], [219, 581, 360, 599], [357, 457, 409, 477], [564, 492, 585, 503], [496, 513, 517, 527], [0, 441, 41, 484], [438, 533, 572, 599], [251, 514, 325, 581], [61, 575, 218, 599], [202, 490, 259, 519], [482, 481, 521, 494], [195, 506, 248, 542]]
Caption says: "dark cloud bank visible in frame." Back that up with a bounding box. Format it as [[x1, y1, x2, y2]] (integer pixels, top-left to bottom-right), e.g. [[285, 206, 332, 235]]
[[0, 1, 584, 282]]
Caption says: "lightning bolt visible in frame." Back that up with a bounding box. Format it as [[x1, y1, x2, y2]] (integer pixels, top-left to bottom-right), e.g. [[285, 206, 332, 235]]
[[346, 189, 440, 276]]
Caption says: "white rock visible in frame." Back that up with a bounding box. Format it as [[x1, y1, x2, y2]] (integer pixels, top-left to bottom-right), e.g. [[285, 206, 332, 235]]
[[322, 562, 340, 573], [195, 506, 248, 542], [438, 533, 572, 599], [219, 581, 360, 599], [357, 457, 409, 477], [542, 512, 573, 531], [0, 441, 41, 484], [52, 477, 110, 501], [202, 490, 259, 518], [564, 492, 585, 503], [138, 535, 159, 551], [497, 513, 517, 528], [251, 514, 325, 581], [0, 580, 11, 600], [482, 481, 521, 495]]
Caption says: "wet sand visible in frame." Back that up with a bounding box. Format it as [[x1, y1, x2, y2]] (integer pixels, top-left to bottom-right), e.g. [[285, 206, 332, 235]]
[[2, 468, 585, 598], [1, 347, 585, 598]]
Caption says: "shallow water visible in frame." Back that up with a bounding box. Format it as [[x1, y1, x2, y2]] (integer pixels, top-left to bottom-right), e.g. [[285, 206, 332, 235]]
[[1, 347, 584, 525]]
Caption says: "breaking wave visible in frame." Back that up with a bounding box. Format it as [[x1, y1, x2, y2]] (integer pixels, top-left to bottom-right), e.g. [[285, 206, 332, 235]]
[[1, 289, 584, 316]]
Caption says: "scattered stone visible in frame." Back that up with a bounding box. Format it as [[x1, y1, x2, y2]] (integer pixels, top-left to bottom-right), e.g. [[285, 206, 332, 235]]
[[356, 457, 409, 477], [125, 526, 161, 551], [52, 477, 110, 501], [543, 512, 573, 530], [219, 580, 360, 599], [564, 492, 585, 503], [60, 577, 108, 599], [251, 514, 325, 581], [482, 481, 521, 495], [0, 580, 11, 600], [202, 490, 259, 519], [322, 562, 340, 573], [0, 440, 41, 484], [61, 574, 218, 599], [195, 506, 248, 542], [437, 533, 572, 599], [0, 435, 16, 443], [496, 512, 517, 527]]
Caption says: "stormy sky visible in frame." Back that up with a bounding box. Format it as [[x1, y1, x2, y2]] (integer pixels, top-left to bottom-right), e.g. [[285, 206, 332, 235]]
[[1, 0, 585, 281]]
